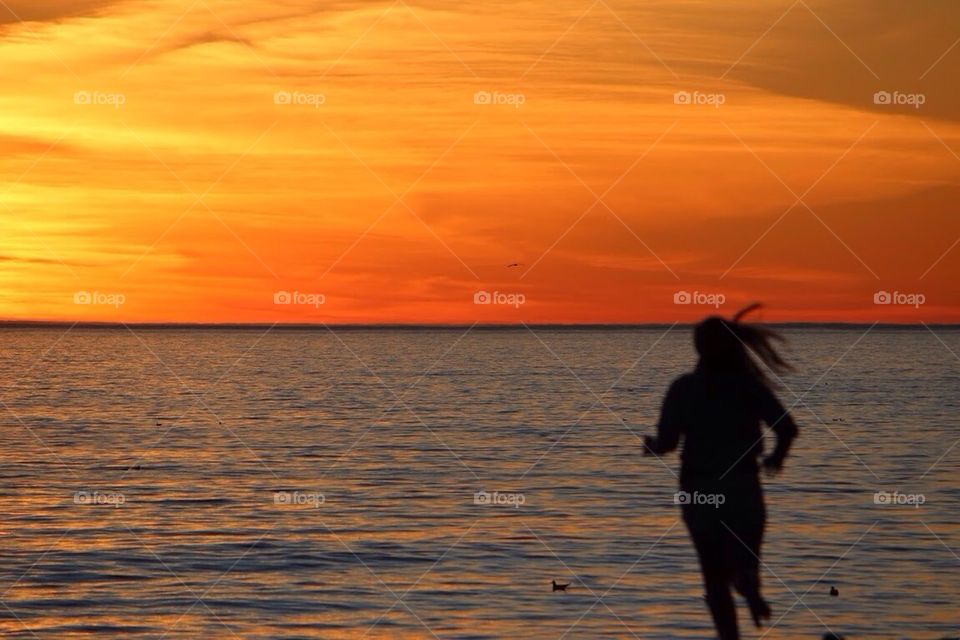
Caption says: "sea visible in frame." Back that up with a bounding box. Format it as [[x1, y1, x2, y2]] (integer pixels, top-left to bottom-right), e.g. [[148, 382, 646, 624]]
[[0, 326, 957, 639]]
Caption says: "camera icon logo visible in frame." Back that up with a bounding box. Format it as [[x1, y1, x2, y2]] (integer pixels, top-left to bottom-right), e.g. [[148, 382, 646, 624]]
[[873, 91, 892, 105], [274, 291, 292, 304], [473, 91, 492, 105], [274, 91, 292, 105], [873, 491, 891, 505], [73, 291, 92, 305], [474, 290, 492, 304], [673, 491, 691, 505], [873, 291, 892, 305], [673, 290, 692, 305], [74, 91, 91, 105], [474, 490, 491, 505], [673, 91, 692, 105]]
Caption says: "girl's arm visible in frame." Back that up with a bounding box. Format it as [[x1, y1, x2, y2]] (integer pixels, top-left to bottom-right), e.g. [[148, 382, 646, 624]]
[[759, 386, 798, 470], [644, 378, 686, 456]]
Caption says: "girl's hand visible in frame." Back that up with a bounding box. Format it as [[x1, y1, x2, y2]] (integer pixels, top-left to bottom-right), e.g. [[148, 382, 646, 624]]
[[762, 455, 784, 476], [643, 436, 657, 456]]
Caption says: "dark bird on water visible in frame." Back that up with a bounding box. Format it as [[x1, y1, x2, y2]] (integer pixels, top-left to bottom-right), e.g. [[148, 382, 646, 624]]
[[551, 580, 569, 592], [829, 586, 839, 597], [506, 262, 523, 268]]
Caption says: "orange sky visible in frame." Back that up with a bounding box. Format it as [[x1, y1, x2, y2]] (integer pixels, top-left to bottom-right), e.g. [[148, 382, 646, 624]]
[[1, 0, 958, 323]]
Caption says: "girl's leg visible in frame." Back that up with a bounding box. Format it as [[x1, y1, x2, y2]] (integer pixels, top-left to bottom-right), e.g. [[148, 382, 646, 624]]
[[687, 521, 739, 640], [703, 565, 739, 640], [730, 512, 770, 627]]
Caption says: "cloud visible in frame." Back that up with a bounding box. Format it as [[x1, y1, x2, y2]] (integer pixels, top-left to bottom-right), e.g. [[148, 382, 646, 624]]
[[152, 29, 257, 57], [1, 0, 958, 322], [0, 133, 77, 157], [0, 254, 93, 267], [659, 0, 960, 122], [0, 1, 123, 26]]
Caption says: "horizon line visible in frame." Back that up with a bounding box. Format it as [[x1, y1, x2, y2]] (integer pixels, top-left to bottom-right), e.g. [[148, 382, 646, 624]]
[[1, 320, 957, 330]]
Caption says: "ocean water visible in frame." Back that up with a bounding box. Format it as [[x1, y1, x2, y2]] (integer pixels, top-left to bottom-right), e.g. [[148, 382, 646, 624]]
[[0, 326, 957, 639]]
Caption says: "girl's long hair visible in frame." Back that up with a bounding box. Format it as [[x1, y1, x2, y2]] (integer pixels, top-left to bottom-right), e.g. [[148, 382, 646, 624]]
[[693, 303, 791, 387]]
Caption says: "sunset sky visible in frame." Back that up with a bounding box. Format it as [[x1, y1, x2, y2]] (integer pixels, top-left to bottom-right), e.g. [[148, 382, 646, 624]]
[[1, 0, 958, 323]]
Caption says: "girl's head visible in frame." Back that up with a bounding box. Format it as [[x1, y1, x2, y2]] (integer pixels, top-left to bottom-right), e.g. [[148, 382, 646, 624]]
[[693, 303, 790, 386]]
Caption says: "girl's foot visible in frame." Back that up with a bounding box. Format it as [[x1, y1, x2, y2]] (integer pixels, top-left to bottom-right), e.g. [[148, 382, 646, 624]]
[[747, 595, 771, 628], [733, 571, 770, 627]]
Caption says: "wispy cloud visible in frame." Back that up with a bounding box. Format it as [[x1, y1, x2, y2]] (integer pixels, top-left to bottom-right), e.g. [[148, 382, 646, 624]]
[[0, 0, 957, 322]]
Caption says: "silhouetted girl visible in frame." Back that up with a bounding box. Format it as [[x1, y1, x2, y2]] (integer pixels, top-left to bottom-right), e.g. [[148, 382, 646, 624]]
[[644, 305, 798, 640]]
